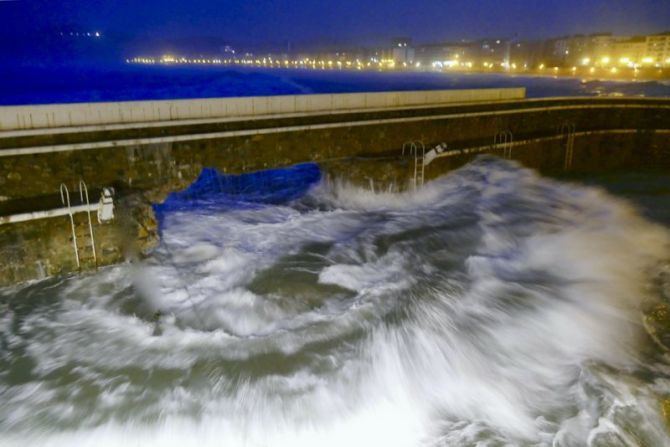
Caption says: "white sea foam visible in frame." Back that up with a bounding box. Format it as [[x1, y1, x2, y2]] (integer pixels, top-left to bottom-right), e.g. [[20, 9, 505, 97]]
[[1, 157, 669, 446]]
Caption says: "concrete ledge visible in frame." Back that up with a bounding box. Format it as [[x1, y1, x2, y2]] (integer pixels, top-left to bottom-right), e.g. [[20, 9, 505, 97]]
[[3, 101, 670, 157], [0, 88, 526, 131], [433, 128, 670, 159]]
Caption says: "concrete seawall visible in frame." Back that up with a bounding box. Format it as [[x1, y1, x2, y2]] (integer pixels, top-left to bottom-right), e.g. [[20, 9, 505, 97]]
[[1, 88, 669, 286], [0, 88, 525, 131]]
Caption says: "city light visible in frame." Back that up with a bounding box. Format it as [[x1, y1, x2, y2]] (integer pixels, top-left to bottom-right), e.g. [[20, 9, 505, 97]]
[[125, 31, 670, 79]]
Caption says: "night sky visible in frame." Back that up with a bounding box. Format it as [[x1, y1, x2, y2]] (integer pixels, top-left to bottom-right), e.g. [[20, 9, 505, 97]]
[[2, 0, 669, 47]]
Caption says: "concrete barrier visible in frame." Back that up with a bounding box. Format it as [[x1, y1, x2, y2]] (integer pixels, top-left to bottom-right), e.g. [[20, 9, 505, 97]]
[[0, 88, 526, 131]]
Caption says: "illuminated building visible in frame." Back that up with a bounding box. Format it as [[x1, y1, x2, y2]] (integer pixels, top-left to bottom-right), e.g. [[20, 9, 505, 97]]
[[415, 42, 471, 66], [645, 33, 670, 65], [391, 38, 415, 64], [611, 37, 646, 65]]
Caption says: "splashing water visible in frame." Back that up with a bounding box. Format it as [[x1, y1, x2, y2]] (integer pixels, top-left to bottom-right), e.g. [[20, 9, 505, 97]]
[[2, 157, 670, 446]]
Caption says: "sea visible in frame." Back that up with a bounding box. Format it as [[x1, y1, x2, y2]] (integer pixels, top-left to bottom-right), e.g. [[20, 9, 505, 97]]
[[1, 64, 670, 105]]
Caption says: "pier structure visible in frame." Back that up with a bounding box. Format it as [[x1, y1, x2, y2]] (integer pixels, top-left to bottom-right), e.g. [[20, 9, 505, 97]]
[[1, 88, 669, 285]]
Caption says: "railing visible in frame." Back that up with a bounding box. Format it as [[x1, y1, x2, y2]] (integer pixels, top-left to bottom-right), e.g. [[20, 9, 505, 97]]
[[402, 141, 426, 190], [60, 183, 80, 268], [56, 181, 99, 269], [493, 130, 514, 159], [79, 180, 98, 267], [558, 122, 577, 170]]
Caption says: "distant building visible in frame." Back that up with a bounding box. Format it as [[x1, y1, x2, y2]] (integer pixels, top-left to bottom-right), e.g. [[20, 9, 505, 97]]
[[612, 37, 647, 65], [415, 42, 471, 66], [509, 40, 545, 67], [549, 35, 591, 65], [391, 38, 415, 64], [588, 33, 617, 59], [645, 33, 670, 65], [474, 38, 509, 65]]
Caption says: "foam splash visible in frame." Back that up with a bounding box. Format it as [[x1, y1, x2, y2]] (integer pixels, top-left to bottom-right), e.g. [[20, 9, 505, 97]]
[[1, 157, 670, 446]]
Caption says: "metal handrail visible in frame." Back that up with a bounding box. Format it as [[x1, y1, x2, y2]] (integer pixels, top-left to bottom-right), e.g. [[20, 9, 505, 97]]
[[504, 130, 514, 159], [79, 180, 98, 268], [60, 183, 80, 268], [402, 141, 419, 190], [558, 122, 576, 170], [493, 130, 514, 159], [413, 140, 426, 187], [402, 141, 416, 157]]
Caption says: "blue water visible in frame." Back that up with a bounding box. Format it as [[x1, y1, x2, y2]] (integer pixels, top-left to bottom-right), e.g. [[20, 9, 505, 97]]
[[1, 64, 669, 105]]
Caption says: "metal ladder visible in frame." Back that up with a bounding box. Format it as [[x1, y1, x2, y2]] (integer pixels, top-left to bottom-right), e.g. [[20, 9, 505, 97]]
[[60, 181, 98, 270], [493, 130, 514, 159], [413, 140, 426, 188], [557, 122, 576, 171], [402, 141, 426, 190]]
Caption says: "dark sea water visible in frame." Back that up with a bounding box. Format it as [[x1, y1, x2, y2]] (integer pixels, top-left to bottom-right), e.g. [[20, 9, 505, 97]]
[[1, 64, 670, 105]]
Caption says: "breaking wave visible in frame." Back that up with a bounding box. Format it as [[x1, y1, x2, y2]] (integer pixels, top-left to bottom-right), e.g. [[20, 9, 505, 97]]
[[1, 157, 670, 446]]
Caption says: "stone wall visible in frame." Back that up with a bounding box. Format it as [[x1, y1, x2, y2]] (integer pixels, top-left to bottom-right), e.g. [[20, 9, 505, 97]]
[[0, 196, 157, 286], [1, 96, 669, 286]]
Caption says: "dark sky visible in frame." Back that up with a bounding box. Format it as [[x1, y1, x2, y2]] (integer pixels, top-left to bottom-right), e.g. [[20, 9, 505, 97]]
[[2, 0, 669, 47]]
